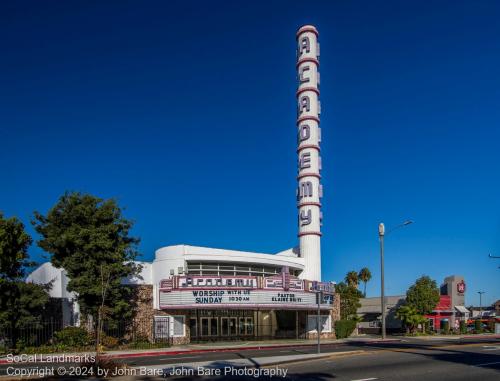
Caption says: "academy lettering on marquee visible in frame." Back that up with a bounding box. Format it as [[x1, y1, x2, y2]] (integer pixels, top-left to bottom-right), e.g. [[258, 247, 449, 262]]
[[158, 274, 336, 309], [159, 288, 333, 308], [179, 276, 257, 288]]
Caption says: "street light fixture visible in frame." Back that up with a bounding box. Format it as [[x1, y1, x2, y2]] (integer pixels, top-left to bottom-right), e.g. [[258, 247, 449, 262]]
[[378, 220, 413, 340]]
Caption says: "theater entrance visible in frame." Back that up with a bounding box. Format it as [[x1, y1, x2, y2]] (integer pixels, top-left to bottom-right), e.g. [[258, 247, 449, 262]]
[[190, 310, 254, 342]]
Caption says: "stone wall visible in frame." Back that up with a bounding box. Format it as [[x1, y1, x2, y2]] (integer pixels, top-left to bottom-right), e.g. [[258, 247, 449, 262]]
[[132, 285, 190, 345]]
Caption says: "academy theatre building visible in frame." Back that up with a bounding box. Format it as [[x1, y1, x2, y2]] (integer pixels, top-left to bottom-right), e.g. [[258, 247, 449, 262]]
[[27, 25, 339, 344], [131, 25, 338, 344], [127, 244, 338, 344]]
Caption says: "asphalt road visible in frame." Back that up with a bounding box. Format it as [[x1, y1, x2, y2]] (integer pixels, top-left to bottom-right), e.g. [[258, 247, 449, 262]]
[[279, 340, 500, 381], [0, 337, 498, 380], [116, 336, 499, 367]]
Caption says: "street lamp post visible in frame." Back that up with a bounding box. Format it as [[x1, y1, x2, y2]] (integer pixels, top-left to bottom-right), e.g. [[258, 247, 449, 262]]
[[378, 223, 386, 340], [378, 220, 413, 340], [478, 291, 485, 317]]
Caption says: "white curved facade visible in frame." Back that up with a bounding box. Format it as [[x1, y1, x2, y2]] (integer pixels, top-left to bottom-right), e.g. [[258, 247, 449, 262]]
[[146, 244, 305, 309], [27, 242, 325, 313]]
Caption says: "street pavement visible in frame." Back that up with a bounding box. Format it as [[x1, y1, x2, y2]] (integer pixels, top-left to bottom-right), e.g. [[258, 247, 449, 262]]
[[0, 336, 498, 380], [119, 338, 499, 381], [278, 340, 500, 381]]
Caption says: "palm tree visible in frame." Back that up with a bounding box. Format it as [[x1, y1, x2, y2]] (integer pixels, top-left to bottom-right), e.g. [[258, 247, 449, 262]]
[[358, 267, 372, 297], [345, 271, 359, 288], [395, 305, 426, 334]]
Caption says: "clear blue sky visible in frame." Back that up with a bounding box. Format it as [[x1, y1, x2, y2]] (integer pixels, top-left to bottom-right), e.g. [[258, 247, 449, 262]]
[[1, 1, 499, 307]]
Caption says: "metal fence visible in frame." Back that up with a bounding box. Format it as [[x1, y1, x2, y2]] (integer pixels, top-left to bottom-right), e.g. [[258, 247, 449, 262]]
[[0, 319, 171, 353]]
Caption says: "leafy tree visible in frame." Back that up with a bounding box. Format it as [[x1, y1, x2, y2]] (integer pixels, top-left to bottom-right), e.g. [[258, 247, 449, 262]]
[[0, 213, 49, 345], [345, 271, 359, 288], [335, 282, 363, 320], [358, 267, 372, 297], [0, 212, 33, 281], [395, 305, 426, 333], [33, 192, 140, 325], [406, 275, 440, 315]]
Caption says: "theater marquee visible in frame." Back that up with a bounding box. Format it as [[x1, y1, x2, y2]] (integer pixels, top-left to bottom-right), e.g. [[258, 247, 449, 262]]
[[159, 274, 335, 310]]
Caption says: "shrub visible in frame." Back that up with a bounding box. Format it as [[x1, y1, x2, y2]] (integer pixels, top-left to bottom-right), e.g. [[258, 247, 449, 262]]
[[100, 334, 119, 349], [54, 327, 91, 348], [334, 319, 356, 339], [487, 320, 495, 332], [474, 319, 482, 333], [459, 320, 467, 334]]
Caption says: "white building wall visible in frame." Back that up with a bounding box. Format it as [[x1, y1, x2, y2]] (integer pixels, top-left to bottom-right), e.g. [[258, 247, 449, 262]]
[[26, 263, 80, 326]]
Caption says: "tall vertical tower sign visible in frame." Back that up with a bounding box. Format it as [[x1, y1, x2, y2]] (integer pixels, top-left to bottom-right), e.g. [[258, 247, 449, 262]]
[[296, 25, 322, 281]]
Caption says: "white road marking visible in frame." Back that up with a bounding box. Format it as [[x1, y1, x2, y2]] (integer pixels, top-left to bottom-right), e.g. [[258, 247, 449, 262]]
[[279, 350, 291, 353], [482, 346, 500, 351], [475, 361, 500, 367], [351, 378, 378, 381]]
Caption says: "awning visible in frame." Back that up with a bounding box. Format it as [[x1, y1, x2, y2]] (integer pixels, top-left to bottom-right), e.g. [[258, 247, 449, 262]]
[[455, 305, 469, 314]]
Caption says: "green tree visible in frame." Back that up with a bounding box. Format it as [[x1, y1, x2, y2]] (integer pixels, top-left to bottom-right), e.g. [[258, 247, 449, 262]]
[[33, 192, 141, 325], [406, 275, 440, 315], [0, 213, 49, 345], [395, 305, 426, 333], [335, 282, 363, 320], [345, 271, 359, 288], [358, 267, 372, 297], [0, 212, 33, 280]]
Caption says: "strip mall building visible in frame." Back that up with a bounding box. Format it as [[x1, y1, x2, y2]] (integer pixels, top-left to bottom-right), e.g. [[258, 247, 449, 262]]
[[27, 25, 340, 344]]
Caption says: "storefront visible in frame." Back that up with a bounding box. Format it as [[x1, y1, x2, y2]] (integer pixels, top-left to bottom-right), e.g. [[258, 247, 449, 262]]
[[157, 273, 337, 343], [425, 276, 469, 331]]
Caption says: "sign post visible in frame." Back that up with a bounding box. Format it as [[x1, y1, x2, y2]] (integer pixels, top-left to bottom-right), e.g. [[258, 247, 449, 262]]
[[313, 281, 322, 354]]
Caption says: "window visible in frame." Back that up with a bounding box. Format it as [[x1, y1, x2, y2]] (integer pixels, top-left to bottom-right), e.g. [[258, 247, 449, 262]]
[[173, 315, 185, 337], [154, 316, 169, 339], [190, 318, 197, 338], [239, 317, 246, 335], [307, 314, 331, 333], [221, 318, 229, 336], [185, 261, 287, 276], [154, 315, 185, 338], [246, 317, 254, 335], [201, 318, 209, 336], [210, 317, 218, 336]]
